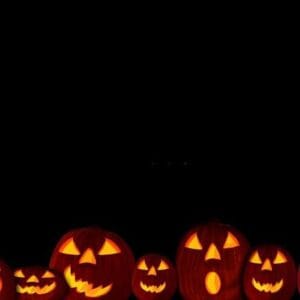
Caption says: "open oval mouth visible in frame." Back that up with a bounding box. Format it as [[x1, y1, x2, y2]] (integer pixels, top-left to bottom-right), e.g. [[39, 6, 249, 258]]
[[140, 281, 166, 293], [252, 278, 283, 293], [64, 265, 112, 298], [205, 272, 221, 295]]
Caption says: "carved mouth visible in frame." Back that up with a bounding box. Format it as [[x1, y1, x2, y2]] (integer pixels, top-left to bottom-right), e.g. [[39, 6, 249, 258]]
[[0, 278, 2, 292], [16, 282, 56, 295], [252, 278, 284, 293], [64, 265, 112, 298], [205, 272, 221, 295], [140, 281, 166, 293]]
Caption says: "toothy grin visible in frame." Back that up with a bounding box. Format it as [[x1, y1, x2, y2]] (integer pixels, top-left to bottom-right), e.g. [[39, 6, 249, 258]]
[[252, 278, 284, 293], [16, 282, 56, 295], [64, 266, 113, 298], [140, 281, 166, 293]]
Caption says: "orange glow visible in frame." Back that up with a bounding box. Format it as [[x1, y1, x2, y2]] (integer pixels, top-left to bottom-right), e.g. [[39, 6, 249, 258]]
[[250, 251, 263, 264], [42, 271, 55, 279], [158, 260, 169, 271], [273, 251, 288, 264], [137, 260, 148, 271], [98, 238, 121, 255], [147, 266, 157, 276], [59, 238, 80, 255], [205, 243, 221, 261], [205, 272, 221, 295], [27, 275, 39, 283], [79, 248, 97, 265], [184, 233, 203, 250], [223, 232, 240, 249], [261, 259, 273, 271]]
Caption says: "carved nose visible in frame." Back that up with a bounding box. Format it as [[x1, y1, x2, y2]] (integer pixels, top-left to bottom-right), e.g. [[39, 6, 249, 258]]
[[261, 259, 273, 271], [147, 266, 157, 276], [27, 275, 39, 283], [79, 248, 97, 265], [205, 243, 221, 261]]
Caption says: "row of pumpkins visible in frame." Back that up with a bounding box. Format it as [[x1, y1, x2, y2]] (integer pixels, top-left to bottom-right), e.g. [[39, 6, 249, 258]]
[[0, 223, 299, 300]]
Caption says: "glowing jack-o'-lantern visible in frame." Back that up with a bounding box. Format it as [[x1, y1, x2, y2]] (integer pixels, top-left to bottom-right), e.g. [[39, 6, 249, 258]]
[[132, 254, 177, 300], [14, 266, 67, 300], [176, 222, 250, 300], [0, 260, 15, 300], [49, 227, 135, 300], [243, 245, 297, 300]]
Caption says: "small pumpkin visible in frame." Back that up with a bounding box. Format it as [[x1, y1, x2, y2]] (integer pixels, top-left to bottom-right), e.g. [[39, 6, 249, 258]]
[[50, 226, 135, 300], [243, 245, 297, 300], [132, 254, 177, 300], [14, 266, 67, 300], [176, 221, 250, 300], [0, 260, 15, 300]]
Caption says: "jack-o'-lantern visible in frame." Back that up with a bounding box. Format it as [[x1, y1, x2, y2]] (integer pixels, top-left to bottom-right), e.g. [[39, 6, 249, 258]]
[[176, 222, 250, 300], [243, 245, 297, 300], [0, 260, 15, 300], [14, 266, 67, 300], [49, 227, 135, 300], [132, 254, 177, 300]]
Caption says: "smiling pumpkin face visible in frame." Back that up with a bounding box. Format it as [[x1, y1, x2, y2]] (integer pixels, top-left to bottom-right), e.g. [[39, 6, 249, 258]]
[[177, 222, 250, 300], [14, 266, 67, 300], [243, 245, 297, 300], [132, 254, 177, 300], [49, 227, 135, 300], [0, 260, 15, 300]]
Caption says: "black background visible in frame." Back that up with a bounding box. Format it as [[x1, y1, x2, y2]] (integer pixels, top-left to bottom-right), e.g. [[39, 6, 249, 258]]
[[1, 114, 299, 299], [1, 9, 299, 299]]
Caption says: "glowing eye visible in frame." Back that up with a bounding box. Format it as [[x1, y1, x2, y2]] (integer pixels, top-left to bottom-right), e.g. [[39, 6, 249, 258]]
[[59, 238, 80, 255], [14, 270, 25, 278], [273, 251, 287, 264], [223, 232, 240, 249], [250, 251, 263, 264], [42, 271, 55, 278], [157, 260, 169, 271], [138, 260, 148, 271], [185, 233, 203, 250], [98, 238, 121, 255]]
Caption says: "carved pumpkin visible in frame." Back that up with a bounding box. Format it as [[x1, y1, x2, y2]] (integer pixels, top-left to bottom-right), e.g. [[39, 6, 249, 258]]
[[176, 222, 250, 300], [49, 227, 135, 300], [132, 254, 177, 300], [14, 266, 67, 300], [0, 260, 15, 300], [243, 245, 297, 300]]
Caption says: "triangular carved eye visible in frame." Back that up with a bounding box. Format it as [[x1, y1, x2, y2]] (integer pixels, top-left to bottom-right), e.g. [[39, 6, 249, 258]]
[[273, 251, 287, 264], [250, 251, 262, 264], [157, 260, 169, 271], [42, 271, 55, 278], [185, 232, 203, 250], [98, 238, 121, 255], [223, 232, 240, 249], [14, 270, 25, 278], [138, 260, 148, 271], [59, 238, 80, 255]]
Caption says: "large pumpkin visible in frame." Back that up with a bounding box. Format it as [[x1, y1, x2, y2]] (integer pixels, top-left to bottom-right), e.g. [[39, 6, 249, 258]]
[[14, 266, 67, 300], [243, 245, 297, 300], [49, 227, 135, 300], [176, 222, 250, 300], [132, 254, 177, 300], [0, 260, 15, 300]]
